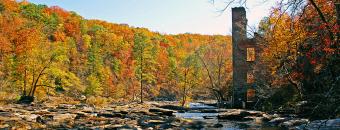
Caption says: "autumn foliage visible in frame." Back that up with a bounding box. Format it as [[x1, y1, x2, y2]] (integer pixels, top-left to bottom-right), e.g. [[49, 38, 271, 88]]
[[0, 0, 232, 104], [256, 0, 339, 119]]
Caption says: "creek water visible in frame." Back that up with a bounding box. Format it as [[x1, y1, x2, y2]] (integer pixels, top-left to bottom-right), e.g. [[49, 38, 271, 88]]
[[174, 103, 282, 130]]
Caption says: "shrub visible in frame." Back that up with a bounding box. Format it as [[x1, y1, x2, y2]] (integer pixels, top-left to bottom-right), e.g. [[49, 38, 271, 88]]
[[86, 96, 110, 108]]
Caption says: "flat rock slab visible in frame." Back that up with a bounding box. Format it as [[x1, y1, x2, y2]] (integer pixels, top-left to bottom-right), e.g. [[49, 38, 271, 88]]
[[97, 112, 124, 118], [199, 109, 219, 113], [0, 112, 12, 117], [131, 110, 157, 116], [0, 107, 7, 112], [149, 108, 174, 116], [247, 110, 264, 116], [57, 104, 76, 109], [147, 120, 166, 124], [217, 109, 251, 120], [53, 113, 77, 122], [159, 105, 188, 111]]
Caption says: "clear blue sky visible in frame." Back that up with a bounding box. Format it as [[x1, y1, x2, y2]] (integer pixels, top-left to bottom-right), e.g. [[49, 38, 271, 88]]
[[28, 0, 275, 35]]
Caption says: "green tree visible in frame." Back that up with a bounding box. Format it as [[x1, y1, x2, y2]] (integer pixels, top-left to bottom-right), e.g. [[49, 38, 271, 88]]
[[179, 53, 202, 107], [133, 30, 158, 103]]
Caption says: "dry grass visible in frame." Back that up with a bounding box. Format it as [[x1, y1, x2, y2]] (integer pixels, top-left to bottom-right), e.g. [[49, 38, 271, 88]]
[[43, 96, 80, 107], [86, 96, 110, 108], [0, 91, 18, 105]]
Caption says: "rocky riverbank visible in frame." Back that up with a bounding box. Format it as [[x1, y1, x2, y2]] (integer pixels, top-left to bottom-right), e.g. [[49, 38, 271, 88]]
[[0, 102, 226, 129], [0, 102, 339, 129]]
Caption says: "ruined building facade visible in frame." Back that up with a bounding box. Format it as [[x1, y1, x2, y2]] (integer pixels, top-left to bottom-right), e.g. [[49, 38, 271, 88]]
[[232, 7, 260, 108]]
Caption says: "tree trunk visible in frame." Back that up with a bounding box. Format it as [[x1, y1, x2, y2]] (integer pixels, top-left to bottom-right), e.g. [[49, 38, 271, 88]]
[[140, 50, 143, 104], [335, 3, 340, 44], [31, 66, 47, 97], [181, 69, 188, 107], [23, 69, 27, 96]]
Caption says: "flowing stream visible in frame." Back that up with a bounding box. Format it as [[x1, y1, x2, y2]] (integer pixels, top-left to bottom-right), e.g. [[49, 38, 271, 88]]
[[174, 103, 282, 130]]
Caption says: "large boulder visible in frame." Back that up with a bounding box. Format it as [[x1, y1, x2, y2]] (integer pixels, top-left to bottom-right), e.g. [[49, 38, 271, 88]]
[[82, 106, 95, 113], [268, 117, 290, 125], [217, 109, 251, 120], [262, 113, 275, 121], [22, 114, 39, 122], [280, 119, 309, 127], [0, 124, 10, 129]]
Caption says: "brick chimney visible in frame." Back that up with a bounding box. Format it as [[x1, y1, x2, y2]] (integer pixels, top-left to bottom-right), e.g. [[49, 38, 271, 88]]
[[232, 7, 248, 108], [232, 7, 247, 42]]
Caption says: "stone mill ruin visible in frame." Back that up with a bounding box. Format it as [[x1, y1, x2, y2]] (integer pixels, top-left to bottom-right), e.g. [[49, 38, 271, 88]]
[[232, 7, 261, 109]]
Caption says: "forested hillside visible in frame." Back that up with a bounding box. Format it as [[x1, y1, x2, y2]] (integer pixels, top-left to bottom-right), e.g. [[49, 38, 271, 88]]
[[0, 0, 232, 105], [0, 0, 339, 129]]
